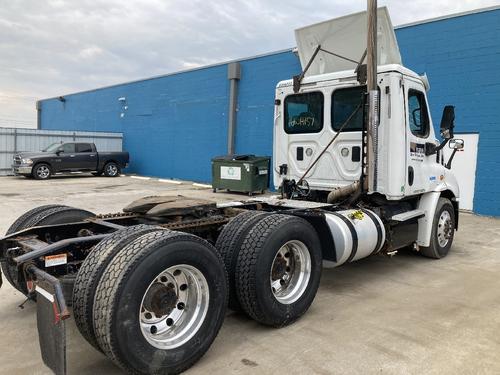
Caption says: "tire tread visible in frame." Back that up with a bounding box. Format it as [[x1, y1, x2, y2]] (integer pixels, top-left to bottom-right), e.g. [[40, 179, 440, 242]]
[[93, 230, 227, 374], [215, 211, 268, 310], [235, 214, 295, 325], [72, 224, 165, 350]]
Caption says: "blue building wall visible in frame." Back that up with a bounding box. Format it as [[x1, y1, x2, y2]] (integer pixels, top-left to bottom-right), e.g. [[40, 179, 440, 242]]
[[40, 8, 500, 216], [396, 8, 500, 216], [40, 50, 301, 183]]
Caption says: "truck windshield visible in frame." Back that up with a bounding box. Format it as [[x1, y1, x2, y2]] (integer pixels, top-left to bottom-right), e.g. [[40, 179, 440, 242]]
[[284, 92, 324, 134], [43, 143, 62, 152]]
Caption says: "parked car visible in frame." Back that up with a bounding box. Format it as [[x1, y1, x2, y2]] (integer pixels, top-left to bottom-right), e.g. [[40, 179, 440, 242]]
[[12, 142, 129, 180]]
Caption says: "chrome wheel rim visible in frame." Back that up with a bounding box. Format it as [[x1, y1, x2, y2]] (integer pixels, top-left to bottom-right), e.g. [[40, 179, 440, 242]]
[[270, 240, 311, 304], [437, 210, 453, 247], [139, 264, 209, 349], [36, 165, 50, 179], [106, 164, 118, 176]]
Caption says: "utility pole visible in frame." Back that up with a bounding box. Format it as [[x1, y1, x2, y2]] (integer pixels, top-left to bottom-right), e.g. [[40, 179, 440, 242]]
[[365, 0, 379, 192]]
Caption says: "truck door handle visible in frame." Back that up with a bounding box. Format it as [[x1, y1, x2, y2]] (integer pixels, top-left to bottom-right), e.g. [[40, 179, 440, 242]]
[[408, 166, 414, 186], [70, 155, 76, 158], [90, 154, 96, 157]]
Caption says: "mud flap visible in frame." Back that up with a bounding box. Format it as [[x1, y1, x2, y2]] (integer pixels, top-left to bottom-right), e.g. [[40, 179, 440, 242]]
[[29, 266, 70, 375]]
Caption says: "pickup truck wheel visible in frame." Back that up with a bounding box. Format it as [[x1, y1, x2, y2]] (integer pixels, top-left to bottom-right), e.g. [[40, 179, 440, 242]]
[[215, 210, 269, 311], [93, 230, 227, 374], [1, 205, 94, 296], [73, 224, 166, 351], [420, 197, 455, 259], [235, 214, 322, 327], [32, 163, 52, 180], [103, 162, 120, 177]]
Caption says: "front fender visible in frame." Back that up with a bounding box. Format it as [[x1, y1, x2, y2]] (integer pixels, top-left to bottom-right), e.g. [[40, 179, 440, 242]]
[[434, 168, 460, 200], [418, 170, 459, 247]]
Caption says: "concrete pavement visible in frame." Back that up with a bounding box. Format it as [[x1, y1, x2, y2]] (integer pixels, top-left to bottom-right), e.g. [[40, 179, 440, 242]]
[[0, 175, 499, 374]]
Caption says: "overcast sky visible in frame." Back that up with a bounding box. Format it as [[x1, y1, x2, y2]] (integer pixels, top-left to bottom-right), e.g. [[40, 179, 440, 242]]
[[1, 0, 499, 128]]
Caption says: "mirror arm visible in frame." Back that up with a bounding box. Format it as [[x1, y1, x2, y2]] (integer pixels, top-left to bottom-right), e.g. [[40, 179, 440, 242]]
[[445, 148, 458, 169], [435, 138, 450, 153], [425, 138, 449, 156]]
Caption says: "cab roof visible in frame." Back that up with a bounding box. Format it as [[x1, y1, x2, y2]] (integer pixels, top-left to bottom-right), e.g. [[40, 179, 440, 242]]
[[276, 64, 423, 89]]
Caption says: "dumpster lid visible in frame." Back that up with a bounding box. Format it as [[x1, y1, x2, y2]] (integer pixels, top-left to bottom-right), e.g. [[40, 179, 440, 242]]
[[212, 154, 268, 162], [294, 6, 401, 76]]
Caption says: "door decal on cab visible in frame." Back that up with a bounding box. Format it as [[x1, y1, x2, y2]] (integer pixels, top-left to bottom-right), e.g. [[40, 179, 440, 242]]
[[409, 142, 425, 162]]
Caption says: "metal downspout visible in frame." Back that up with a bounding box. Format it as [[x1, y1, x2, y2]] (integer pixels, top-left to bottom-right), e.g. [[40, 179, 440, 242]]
[[227, 62, 241, 155]]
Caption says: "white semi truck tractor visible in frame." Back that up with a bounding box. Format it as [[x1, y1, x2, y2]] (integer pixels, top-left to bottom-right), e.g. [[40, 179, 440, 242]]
[[0, 3, 463, 375]]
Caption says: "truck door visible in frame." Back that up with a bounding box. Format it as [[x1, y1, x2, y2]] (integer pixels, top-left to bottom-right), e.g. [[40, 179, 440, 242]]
[[53, 143, 76, 171], [404, 80, 435, 195], [75, 143, 97, 170]]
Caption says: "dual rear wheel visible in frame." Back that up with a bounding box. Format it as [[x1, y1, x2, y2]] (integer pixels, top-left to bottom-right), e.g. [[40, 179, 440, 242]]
[[72, 212, 321, 374], [216, 212, 323, 327], [73, 226, 227, 374]]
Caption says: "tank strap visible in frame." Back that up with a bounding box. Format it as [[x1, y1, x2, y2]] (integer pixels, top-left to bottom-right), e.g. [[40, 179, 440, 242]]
[[360, 209, 384, 255], [329, 212, 358, 263]]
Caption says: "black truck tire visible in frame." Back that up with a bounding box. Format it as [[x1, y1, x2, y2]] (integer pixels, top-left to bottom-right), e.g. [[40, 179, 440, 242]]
[[103, 162, 120, 177], [235, 214, 322, 327], [73, 224, 166, 351], [2, 205, 65, 292], [420, 197, 456, 259], [32, 163, 52, 180], [6, 205, 65, 236], [1, 205, 94, 295], [93, 230, 227, 374], [215, 210, 269, 311]]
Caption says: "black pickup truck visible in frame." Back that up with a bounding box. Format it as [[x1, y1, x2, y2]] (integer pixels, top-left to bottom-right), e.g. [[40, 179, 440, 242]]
[[12, 142, 129, 180]]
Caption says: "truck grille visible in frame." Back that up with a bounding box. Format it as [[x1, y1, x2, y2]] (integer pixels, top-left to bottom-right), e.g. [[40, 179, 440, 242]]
[[13, 155, 21, 165]]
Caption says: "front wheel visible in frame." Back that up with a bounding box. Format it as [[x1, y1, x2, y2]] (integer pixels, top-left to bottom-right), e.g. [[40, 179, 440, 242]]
[[420, 197, 456, 259], [32, 163, 52, 180], [103, 162, 120, 177], [93, 230, 227, 374]]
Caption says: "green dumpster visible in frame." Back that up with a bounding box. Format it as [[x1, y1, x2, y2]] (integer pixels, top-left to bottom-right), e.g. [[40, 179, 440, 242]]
[[211, 155, 270, 195]]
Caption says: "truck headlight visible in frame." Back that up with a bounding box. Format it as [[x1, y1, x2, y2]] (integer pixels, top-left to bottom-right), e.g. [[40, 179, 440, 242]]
[[22, 158, 33, 165]]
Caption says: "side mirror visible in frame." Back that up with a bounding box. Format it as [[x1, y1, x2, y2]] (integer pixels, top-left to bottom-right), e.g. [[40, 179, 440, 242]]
[[449, 138, 464, 150], [445, 138, 464, 169], [56, 149, 63, 155], [440, 105, 455, 139]]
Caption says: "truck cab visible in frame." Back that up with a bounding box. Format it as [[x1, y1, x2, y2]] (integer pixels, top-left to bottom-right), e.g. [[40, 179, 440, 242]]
[[273, 64, 460, 201]]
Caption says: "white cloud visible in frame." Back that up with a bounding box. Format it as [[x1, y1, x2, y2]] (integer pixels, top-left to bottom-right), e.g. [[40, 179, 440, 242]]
[[79, 46, 104, 59], [0, 0, 499, 127]]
